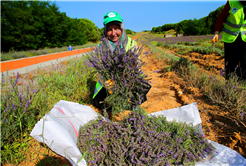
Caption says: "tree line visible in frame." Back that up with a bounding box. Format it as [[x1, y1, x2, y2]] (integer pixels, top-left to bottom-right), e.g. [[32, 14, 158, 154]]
[[1, 1, 100, 52], [151, 4, 225, 35]]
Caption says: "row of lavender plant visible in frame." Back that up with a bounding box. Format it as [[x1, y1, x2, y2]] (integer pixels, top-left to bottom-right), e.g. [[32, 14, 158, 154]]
[[1, 56, 97, 164], [143, 36, 245, 122], [157, 42, 224, 56], [144, 34, 221, 45], [144, 33, 224, 52], [77, 109, 215, 166]]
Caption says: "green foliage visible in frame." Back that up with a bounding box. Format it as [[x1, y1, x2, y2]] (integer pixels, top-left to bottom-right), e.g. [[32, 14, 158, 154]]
[[79, 18, 100, 42], [98, 27, 104, 39], [37, 57, 97, 107], [1, 57, 98, 164], [151, 23, 176, 34], [125, 29, 133, 35], [66, 18, 88, 46], [205, 5, 225, 34], [1, 1, 88, 52], [1, 73, 49, 164]]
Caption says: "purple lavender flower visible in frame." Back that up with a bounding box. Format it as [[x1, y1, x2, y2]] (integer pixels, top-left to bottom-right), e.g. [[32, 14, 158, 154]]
[[17, 72, 20, 79], [219, 69, 224, 76], [12, 103, 16, 110]]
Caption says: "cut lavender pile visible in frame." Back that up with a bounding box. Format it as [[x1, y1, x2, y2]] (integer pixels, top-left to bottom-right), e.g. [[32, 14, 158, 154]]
[[77, 110, 215, 166], [87, 40, 151, 113]]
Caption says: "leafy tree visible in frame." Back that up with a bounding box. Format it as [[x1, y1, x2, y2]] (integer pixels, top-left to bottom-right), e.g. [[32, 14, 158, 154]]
[[205, 5, 225, 34], [161, 23, 176, 32], [151, 27, 157, 33], [98, 27, 104, 39], [79, 18, 99, 42], [66, 18, 87, 46], [125, 29, 133, 35], [1, 1, 87, 52]]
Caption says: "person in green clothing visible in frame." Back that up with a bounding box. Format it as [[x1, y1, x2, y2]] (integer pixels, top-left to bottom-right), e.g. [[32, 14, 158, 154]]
[[92, 11, 149, 115], [213, 0, 246, 80]]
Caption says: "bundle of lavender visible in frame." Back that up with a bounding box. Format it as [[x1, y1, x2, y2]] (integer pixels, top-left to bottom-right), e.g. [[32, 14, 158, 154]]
[[77, 110, 215, 166], [87, 40, 151, 114]]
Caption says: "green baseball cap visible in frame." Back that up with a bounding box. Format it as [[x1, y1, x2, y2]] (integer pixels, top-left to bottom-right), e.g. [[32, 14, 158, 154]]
[[103, 11, 123, 25]]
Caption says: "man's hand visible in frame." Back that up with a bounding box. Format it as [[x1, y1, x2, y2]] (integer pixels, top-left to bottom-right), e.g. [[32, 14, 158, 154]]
[[105, 79, 114, 94], [213, 32, 219, 43]]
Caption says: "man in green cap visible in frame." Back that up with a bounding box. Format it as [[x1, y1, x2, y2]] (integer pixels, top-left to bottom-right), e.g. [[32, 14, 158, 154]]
[[92, 11, 139, 115]]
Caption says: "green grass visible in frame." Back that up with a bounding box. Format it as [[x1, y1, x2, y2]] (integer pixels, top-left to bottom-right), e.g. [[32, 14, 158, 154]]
[[1, 55, 98, 165], [150, 41, 158, 46]]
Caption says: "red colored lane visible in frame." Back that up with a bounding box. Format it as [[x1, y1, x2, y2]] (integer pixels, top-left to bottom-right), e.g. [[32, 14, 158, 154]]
[[0, 48, 93, 72]]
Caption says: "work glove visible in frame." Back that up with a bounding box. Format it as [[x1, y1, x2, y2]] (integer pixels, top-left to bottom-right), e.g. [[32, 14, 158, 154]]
[[105, 79, 114, 94], [212, 32, 219, 43]]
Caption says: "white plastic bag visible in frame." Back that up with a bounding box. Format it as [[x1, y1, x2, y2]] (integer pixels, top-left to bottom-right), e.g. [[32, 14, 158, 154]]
[[30, 100, 246, 166]]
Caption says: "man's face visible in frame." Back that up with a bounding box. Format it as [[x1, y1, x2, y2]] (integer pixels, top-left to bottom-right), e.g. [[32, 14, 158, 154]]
[[106, 24, 122, 42]]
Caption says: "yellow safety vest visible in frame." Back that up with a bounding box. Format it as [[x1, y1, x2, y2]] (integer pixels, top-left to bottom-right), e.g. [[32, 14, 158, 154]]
[[125, 37, 136, 52], [222, 0, 246, 43]]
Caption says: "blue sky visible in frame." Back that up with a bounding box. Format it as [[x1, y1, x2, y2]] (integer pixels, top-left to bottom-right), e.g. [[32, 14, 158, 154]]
[[54, 0, 227, 32]]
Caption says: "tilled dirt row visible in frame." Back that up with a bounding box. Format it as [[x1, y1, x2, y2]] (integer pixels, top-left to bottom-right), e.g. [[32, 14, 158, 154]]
[[160, 47, 225, 76], [138, 46, 246, 159]]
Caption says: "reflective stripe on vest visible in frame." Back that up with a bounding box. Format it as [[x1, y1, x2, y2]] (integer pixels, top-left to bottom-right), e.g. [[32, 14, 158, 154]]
[[223, 27, 239, 36], [242, 31, 246, 35], [225, 20, 241, 28], [93, 80, 103, 99]]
